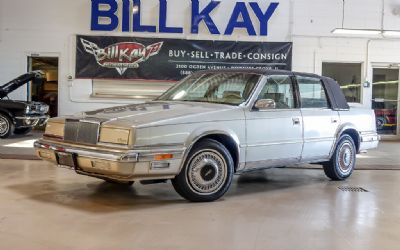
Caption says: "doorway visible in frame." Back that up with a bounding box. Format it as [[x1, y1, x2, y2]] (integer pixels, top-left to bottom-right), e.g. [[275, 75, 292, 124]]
[[27, 56, 59, 117], [372, 67, 399, 136]]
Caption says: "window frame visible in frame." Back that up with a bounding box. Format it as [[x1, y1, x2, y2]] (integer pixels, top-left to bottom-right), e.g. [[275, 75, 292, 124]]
[[251, 74, 300, 111], [294, 74, 332, 109]]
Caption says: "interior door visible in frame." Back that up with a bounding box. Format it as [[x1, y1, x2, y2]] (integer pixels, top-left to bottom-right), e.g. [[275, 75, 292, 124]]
[[296, 75, 340, 161], [244, 75, 303, 169]]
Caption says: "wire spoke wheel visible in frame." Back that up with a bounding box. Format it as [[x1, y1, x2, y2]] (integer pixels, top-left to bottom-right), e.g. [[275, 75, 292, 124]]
[[337, 142, 354, 174], [172, 138, 234, 202], [0, 116, 10, 136], [323, 134, 356, 181], [186, 150, 228, 195]]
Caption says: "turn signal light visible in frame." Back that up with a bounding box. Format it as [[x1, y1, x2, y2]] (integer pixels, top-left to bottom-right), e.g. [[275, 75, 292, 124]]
[[154, 154, 173, 161]]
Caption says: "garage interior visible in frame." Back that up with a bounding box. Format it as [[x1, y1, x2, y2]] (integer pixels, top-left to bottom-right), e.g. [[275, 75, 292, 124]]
[[0, 138, 399, 249], [1, 149, 400, 250], [1, 0, 400, 249]]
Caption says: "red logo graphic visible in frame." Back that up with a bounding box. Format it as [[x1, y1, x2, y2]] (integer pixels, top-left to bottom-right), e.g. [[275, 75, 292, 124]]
[[81, 39, 163, 75]]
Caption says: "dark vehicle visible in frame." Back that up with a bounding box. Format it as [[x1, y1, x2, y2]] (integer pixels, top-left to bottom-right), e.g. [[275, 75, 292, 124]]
[[372, 100, 397, 134], [0, 71, 49, 139]]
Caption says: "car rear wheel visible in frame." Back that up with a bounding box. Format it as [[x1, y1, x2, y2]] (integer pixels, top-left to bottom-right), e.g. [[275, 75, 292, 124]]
[[172, 139, 234, 202], [323, 134, 356, 180], [0, 114, 14, 139], [14, 127, 33, 135]]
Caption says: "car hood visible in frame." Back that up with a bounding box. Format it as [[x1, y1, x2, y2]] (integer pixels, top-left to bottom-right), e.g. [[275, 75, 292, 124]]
[[77, 101, 242, 128]]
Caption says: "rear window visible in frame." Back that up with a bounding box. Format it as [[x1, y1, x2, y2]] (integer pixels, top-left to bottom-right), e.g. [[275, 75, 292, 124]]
[[297, 76, 329, 108]]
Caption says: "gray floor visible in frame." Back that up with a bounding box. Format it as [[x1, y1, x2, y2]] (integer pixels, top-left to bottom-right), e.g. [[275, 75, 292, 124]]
[[1, 158, 400, 250], [0, 131, 41, 159]]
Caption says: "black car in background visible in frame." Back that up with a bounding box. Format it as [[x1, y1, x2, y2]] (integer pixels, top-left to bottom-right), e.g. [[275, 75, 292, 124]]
[[0, 71, 49, 138]]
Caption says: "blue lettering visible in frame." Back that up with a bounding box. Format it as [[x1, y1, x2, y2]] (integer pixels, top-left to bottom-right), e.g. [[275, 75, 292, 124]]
[[191, 0, 220, 35], [122, 0, 130, 32], [132, 0, 156, 32], [91, 0, 118, 31], [159, 0, 183, 33], [225, 2, 256, 36], [249, 2, 279, 36]]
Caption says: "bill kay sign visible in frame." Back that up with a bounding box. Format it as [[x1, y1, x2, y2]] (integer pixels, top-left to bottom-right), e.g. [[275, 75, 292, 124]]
[[76, 35, 292, 80], [91, 0, 279, 36]]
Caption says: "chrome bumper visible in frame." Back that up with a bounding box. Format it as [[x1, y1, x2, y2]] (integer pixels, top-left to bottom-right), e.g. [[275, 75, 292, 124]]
[[34, 139, 185, 181], [15, 115, 49, 126], [359, 132, 380, 151]]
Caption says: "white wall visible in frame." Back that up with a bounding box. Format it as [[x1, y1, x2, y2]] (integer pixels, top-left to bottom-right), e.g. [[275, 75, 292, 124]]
[[0, 0, 400, 115]]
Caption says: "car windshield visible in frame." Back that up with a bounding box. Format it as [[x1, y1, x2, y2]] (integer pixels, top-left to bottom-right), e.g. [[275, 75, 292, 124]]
[[157, 72, 261, 105]]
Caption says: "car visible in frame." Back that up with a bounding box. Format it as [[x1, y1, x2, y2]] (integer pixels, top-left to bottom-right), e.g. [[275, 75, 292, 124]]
[[0, 71, 50, 138], [34, 69, 379, 202], [372, 100, 397, 133]]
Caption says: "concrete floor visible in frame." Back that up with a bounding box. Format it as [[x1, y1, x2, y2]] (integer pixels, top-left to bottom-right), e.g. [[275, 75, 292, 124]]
[[1, 159, 400, 250]]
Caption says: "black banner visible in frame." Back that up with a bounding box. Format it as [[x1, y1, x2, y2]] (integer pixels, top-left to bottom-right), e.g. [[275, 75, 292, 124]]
[[76, 35, 292, 81]]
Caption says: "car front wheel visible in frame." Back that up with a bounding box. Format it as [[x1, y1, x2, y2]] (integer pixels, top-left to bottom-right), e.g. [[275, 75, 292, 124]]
[[323, 134, 356, 180], [172, 139, 234, 202], [0, 114, 14, 139]]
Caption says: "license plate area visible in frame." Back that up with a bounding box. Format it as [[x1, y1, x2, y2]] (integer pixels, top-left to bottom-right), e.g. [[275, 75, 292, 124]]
[[56, 152, 76, 169]]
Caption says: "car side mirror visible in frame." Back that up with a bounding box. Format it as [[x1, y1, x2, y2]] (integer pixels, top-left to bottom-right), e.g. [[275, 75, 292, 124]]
[[254, 99, 276, 110]]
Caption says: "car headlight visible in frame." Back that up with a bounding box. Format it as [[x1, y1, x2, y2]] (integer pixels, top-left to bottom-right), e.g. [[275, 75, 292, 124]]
[[25, 105, 32, 114], [99, 127, 132, 145], [40, 105, 49, 113], [44, 119, 65, 139]]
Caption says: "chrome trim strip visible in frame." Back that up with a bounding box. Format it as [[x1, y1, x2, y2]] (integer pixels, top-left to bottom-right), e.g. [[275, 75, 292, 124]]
[[15, 115, 49, 120], [246, 140, 303, 147], [303, 137, 335, 143], [240, 157, 300, 172]]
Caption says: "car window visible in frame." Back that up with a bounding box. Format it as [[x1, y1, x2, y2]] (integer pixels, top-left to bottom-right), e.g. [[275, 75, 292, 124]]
[[257, 75, 295, 109], [157, 73, 260, 105], [297, 76, 329, 108]]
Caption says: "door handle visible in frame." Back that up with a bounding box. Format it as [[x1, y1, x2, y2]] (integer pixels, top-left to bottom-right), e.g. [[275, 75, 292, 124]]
[[331, 118, 338, 123], [292, 117, 300, 125]]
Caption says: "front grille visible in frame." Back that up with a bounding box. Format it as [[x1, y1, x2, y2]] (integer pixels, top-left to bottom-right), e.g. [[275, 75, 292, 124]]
[[64, 119, 99, 144]]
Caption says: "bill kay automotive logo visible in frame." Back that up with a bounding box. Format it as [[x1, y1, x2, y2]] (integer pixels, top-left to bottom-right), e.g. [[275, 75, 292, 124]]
[[81, 39, 163, 75]]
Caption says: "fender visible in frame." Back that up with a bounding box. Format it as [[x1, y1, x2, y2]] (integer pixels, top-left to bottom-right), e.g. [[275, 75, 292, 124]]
[[0, 108, 16, 124], [328, 122, 360, 158], [180, 126, 242, 172]]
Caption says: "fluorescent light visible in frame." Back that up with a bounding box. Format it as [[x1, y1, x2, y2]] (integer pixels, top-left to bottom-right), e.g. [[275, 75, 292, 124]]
[[383, 30, 400, 37], [332, 28, 382, 35]]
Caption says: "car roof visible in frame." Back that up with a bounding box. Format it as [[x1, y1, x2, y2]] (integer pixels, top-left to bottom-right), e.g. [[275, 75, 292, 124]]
[[193, 68, 322, 78]]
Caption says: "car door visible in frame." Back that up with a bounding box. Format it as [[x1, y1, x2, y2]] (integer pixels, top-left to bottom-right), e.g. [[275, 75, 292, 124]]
[[295, 75, 340, 161], [244, 74, 303, 170]]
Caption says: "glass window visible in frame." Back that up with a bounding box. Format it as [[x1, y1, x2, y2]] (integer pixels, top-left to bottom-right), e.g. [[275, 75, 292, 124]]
[[372, 68, 398, 135], [297, 76, 329, 108], [157, 73, 260, 105], [257, 75, 295, 109], [322, 62, 362, 103]]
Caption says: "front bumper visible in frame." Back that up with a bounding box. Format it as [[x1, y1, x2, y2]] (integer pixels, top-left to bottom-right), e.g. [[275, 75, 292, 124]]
[[15, 115, 49, 127], [34, 139, 185, 181]]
